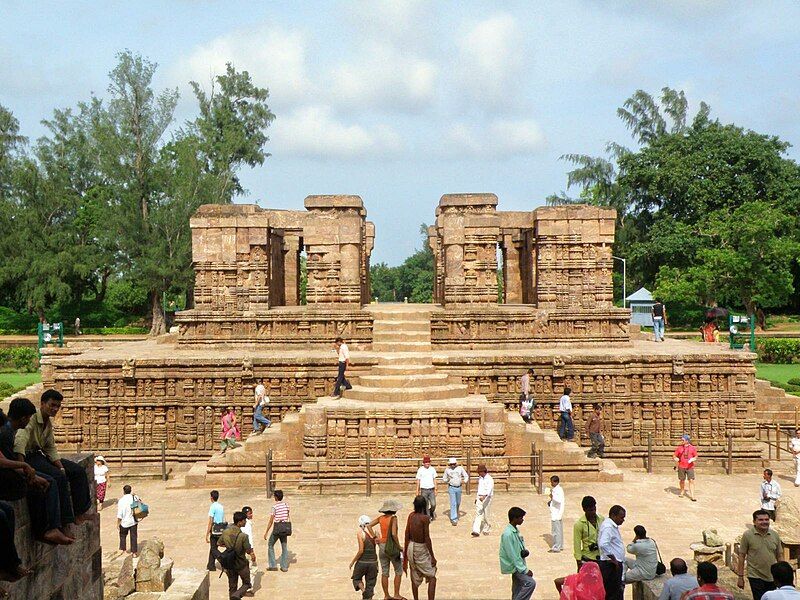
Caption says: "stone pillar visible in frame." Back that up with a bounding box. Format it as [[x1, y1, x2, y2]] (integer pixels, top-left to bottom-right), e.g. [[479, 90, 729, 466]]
[[304, 195, 366, 305], [435, 194, 500, 306], [427, 225, 443, 304], [282, 233, 302, 306], [532, 206, 616, 309], [501, 232, 523, 304], [363, 221, 375, 303]]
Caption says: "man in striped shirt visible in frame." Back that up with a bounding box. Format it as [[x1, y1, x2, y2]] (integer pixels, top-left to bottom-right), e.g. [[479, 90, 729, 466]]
[[264, 490, 290, 572]]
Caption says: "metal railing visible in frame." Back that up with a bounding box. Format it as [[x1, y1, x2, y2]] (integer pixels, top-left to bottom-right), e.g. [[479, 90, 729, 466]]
[[75, 440, 169, 481], [264, 445, 544, 496]]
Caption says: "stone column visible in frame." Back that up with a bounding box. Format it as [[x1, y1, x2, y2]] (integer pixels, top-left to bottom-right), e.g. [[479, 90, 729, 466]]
[[436, 194, 500, 306], [501, 232, 523, 304], [303, 195, 366, 305], [282, 233, 302, 306]]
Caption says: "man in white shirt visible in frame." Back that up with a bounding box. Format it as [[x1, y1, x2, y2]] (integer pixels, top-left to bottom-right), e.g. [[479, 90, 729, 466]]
[[763, 561, 800, 599], [332, 337, 352, 397], [117, 484, 138, 556], [472, 464, 494, 537], [761, 468, 782, 521], [558, 387, 574, 441], [240, 505, 257, 568], [442, 457, 469, 525], [598, 504, 626, 600], [790, 429, 800, 488], [548, 475, 565, 552], [415, 455, 437, 521]]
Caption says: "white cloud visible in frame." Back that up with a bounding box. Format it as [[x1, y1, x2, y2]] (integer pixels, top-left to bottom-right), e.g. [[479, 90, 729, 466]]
[[345, 0, 434, 47], [271, 105, 404, 159], [172, 24, 314, 110], [329, 41, 438, 112], [443, 119, 547, 158], [455, 13, 525, 111]]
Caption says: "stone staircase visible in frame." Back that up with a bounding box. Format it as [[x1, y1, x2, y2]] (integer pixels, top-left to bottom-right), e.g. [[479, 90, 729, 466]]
[[346, 305, 468, 402], [178, 303, 622, 488], [754, 379, 800, 424]]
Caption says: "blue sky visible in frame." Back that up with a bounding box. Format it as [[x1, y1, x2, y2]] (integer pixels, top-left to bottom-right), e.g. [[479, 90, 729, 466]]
[[3, 1, 800, 264]]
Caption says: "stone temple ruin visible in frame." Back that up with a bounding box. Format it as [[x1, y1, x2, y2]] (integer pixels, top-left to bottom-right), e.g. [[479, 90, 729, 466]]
[[40, 193, 766, 489]]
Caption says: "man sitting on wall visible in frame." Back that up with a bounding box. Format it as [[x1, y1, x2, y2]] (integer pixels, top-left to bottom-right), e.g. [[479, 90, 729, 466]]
[[14, 389, 92, 529], [0, 397, 74, 545]]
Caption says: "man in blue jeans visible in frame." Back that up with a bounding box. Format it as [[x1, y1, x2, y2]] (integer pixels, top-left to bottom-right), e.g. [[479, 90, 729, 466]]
[[252, 384, 271, 435], [558, 387, 574, 441], [264, 489, 290, 571], [442, 457, 468, 525], [651, 298, 667, 342]]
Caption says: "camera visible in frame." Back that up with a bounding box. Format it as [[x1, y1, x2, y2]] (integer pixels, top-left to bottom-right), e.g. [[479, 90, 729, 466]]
[[520, 549, 530, 559], [589, 543, 598, 552]]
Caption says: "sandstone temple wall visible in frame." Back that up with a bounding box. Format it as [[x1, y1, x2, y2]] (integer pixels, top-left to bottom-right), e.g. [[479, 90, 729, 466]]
[[2, 454, 102, 600]]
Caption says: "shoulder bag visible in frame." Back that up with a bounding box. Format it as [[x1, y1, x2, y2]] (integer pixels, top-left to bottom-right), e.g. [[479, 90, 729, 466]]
[[652, 539, 667, 575], [131, 495, 149, 521], [211, 521, 229, 536], [273, 520, 292, 537], [383, 516, 400, 560]]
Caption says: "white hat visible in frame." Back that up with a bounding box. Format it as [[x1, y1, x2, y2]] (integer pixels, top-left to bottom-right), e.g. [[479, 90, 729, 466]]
[[95, 455, 106, 464], [255, 384, 266, 396], [358, 515, 372, 528], [448, 457, 457, 464]]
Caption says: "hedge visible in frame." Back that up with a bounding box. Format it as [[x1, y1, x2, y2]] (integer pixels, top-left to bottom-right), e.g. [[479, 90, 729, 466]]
[[757, 339, 800, 364], [0, 347, 39, 372]]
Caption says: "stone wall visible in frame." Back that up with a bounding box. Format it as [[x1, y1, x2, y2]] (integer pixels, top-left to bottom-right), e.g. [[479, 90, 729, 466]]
[[43, 347, 762, 466], [1, 454, 102, 600]]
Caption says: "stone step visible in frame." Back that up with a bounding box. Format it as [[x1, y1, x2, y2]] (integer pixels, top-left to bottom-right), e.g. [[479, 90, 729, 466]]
[[372, 330, 431, 342], [357, 373, 458, 388], [344, 383, 469, 402], [371, 341, 432, 352], [370, 364, 438, 376], [375, 353, 435, 366]]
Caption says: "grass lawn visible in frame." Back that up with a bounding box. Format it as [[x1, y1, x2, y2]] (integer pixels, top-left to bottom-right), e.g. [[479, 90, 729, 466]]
[[755, 362, 800, 387], [0, 371, 41, 394]]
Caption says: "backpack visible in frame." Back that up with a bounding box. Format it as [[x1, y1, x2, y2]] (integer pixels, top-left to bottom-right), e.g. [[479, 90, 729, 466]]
[[218, 532, 241, 571], [383, 516, 400, 560]]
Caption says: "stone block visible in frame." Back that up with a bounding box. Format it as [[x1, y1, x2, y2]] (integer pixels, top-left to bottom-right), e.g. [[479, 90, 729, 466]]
[[690, 542, 725, 563], [703, 528, 725, 547], [161, 568, 210, 600], [104, 552, 135, 597], [136, 557, 174, 593]]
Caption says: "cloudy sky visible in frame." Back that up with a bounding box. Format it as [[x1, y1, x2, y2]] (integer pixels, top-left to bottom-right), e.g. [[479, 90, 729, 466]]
[[2, 1, 800, 264]]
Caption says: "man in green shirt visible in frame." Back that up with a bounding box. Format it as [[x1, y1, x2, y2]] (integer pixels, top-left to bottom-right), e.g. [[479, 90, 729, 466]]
[[13, 389, 91, 527], [573, 495, 604, 569], [499, 506, 536, 600], [737, 509, 782, 599], [218, 511, 256, 599]]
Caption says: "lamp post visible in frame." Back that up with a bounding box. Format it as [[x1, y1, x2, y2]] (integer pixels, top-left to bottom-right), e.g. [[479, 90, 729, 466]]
[[612, 255, 626, 308]]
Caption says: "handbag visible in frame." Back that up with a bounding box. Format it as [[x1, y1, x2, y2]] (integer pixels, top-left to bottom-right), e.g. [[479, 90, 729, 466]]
[[273, 521, 292, 537], [131, 495, 149, 521], [653, 539, 667, 575], [383, 516, 400, 560], [211, 521, 229, 536]]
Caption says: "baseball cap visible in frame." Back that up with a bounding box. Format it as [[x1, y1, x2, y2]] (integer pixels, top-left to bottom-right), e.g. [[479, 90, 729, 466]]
[[448, 457, 457, 464]]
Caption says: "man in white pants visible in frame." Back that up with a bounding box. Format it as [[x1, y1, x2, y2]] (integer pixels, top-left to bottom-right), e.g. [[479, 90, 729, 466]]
[[791, 429, 800, 488], [472, 464, 494, 537], [548, 475, 565, 552]]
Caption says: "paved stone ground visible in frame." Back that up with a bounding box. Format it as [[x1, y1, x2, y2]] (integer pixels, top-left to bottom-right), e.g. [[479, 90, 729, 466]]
[[99, 468, 800, 599]]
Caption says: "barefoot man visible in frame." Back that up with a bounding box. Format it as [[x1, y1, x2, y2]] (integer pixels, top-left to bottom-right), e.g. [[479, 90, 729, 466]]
[[404, 495, 437, 600]]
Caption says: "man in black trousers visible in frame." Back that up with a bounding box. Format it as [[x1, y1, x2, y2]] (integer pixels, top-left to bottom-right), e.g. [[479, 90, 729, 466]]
[[13, 389, 92, 527]]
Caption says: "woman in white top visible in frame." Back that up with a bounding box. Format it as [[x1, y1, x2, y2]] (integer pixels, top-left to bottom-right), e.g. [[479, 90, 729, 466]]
[[624, 525, 659, 582], [94, 456, 109, 511]]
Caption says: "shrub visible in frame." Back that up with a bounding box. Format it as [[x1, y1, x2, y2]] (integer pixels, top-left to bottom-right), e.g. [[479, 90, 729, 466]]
[[0, 347, 39, 372], [788, 377, 800, 386], [757, 339, 800, 364]]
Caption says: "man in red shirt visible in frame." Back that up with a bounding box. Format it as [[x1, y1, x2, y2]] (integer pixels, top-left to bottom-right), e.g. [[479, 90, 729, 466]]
[[673, 434, 697, 501], [682, 562, 734, 599]]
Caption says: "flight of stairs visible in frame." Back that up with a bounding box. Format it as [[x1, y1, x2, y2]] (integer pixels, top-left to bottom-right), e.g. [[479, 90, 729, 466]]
[[754, 379, 800, 425], [345, 304, 469, 402]]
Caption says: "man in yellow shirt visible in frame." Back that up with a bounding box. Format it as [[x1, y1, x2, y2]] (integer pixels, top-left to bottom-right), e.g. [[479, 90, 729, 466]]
[[14, 389, 91, 526], [573, 495, 604, 569]]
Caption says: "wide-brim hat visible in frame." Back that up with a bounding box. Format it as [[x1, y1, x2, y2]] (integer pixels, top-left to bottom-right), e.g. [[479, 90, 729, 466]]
[[95, 455, 106, 464], [379, 499, 402, 513]]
